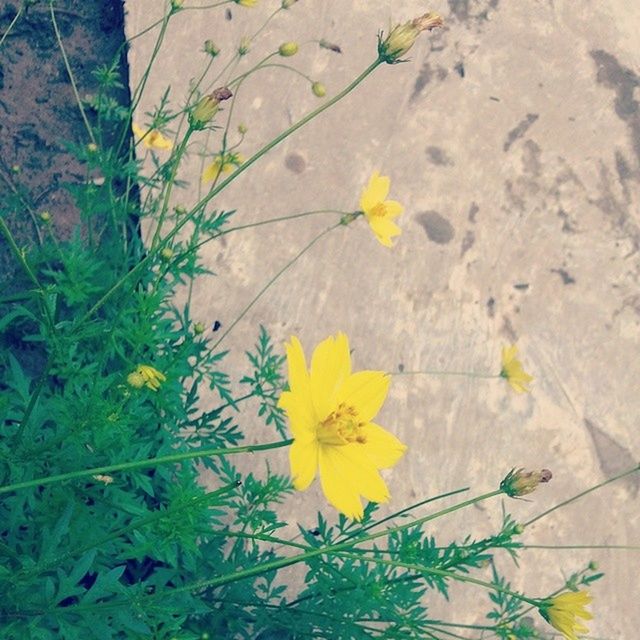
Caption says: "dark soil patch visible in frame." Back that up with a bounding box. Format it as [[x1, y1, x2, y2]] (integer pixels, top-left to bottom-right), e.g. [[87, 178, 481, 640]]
[[0, 0, 132, 294]]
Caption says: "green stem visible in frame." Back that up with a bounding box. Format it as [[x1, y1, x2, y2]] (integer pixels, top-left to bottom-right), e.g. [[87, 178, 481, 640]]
[[74, 59, 382, 329], [0, 218, 56, 334], [524, 463, 640, 527], [210, 222, 340, 351], [335, 550, 539, 607], [13, 356, 51, 444], [0, 3, 22, 49], [150, 128, 193, 250], [20, 483, 237, 578], [0, 439, 292, 496], [343, 486, 469, 540], [49, 2, 96, 145], [394, 370, 500, 379], [522, 543, 640, 551], [158, 489, 503, 596]]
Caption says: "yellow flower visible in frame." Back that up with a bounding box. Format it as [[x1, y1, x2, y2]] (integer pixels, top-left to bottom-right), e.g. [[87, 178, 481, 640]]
[[127, 364, 166, 391], [202, 151, 244, 183], [359, 171, 404, 247], [539, 590, 593, 640], [235, 0, 257, 6], [500, 344, 533, 393], [278, 333, 407, 520], [131, 123, 173, 150]]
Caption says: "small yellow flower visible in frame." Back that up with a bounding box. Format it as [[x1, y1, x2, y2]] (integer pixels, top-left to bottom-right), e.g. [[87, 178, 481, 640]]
[[539, 590, 593, 640], [235, 0, 257, 6], [500, 345, 533, 393], [278, 333, 407, 520], [127, 364, 166, 391], [202, 151, 244, 183], [132, 123, 173, 151], [359, 171, 404, 247]]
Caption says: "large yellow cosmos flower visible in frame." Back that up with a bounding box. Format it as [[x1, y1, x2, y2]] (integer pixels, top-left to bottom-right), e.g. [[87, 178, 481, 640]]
[[278, 333, 407, 520], [359, 172, 404, 247], [539, 590, 593, 640]]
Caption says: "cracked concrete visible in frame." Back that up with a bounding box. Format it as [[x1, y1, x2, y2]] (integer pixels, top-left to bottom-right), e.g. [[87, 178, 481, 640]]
[[125, 0, 639, 635]]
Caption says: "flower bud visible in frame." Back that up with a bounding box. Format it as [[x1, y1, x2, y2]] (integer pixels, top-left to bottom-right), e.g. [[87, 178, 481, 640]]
[[235, 0, 257, 6], [237, 123, 248, 135], [278, 41, 299, 57], [311, 81, 326, 97], [513, 523, 525, 535], [194, 322, 205, 335], [204, 40, 220, 57], [190, 95, 219, 129], [39, 211, 51, 223], [87, 142, 98, 153], [588, 561, 598, 571], [500, 468, 552, 498], [174, 205, 187, 216], [378, 12, 443, 64], [282, 0, 297, 7], [170, 0, 184, 11], [160, 247, 174, 261], [238, 37, 251, 56]]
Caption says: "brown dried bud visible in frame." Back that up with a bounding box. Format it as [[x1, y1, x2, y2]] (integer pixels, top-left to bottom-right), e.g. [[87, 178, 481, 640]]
[[211, 86, 233, 102]]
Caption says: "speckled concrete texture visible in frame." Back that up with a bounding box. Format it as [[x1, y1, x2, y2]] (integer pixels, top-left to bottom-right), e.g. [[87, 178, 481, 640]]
[[125, 1, 639, 635]]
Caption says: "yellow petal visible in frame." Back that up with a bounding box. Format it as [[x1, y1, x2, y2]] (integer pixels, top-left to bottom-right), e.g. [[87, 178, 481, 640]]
[[318, 445, 364, 520], [319, 444, 391, 519], [284, 336, 311, 395], [132, 123, 145, 139], [337, 371, 389, 422], [383, 200, 404, 218], [368, 216, 401, 247], [359, 171, 390, 212], [278, 390, 316, 438], [310, 333, 351, 420], [501, 344, 518, 365], [289, 439, 318, 490], [361, 422, 407, 468], [202, 161, 221, 184]]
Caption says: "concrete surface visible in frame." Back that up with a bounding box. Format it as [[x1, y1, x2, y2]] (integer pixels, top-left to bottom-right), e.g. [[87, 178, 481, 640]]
[[125, 1, 639, 636]]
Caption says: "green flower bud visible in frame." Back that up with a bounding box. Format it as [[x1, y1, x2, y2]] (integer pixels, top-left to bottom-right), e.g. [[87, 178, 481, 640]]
[[39, 211, 51, 223], [500, 468, 552, 498], [378, 12, 443, 64], [278, 41, 299, 57], [204, 40, 220, 57], [311, 81, 326, 97], [160, 247, 174, 261]]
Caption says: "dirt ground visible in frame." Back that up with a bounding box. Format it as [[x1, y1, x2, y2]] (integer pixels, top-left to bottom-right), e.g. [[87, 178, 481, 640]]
[[125, 0, 640, 637], [0, 0, 130, 295]]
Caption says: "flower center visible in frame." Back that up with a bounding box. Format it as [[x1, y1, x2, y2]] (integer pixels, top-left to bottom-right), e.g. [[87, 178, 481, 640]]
[[317, 403, 366, 446], [369, 202, 388, 218]]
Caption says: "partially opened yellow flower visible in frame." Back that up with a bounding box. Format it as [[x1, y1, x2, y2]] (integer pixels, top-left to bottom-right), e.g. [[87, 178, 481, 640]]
[[278, 333, 407, 520], [500, 344, 533, 393], [202, 151, 244, 183], [127, 364, 166, 391], [131, 123, 173, 150], [539, 590, 593, 640], [359, 171, 403, 247]]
